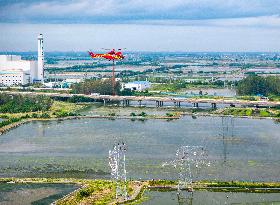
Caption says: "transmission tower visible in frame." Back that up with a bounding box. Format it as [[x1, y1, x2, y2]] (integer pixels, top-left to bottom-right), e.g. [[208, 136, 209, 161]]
[[163, 146, 209, 193], [108, 142, 128, 200]]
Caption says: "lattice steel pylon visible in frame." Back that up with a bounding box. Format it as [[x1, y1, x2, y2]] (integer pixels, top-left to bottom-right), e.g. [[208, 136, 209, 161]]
[[163, 146, 209, 193], [108, 142, 128, 200]]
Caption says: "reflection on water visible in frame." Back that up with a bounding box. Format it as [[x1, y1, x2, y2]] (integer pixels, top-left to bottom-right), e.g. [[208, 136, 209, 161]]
[[0, 116, 279, 181], [141, 191, 280, 205], [0, 183, 78, 205]]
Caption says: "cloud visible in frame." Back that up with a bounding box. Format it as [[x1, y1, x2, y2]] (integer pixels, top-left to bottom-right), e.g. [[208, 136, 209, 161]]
[[1, 23, 280, 52], [0, 0, 279, 24], [135, 15, 280, 28]]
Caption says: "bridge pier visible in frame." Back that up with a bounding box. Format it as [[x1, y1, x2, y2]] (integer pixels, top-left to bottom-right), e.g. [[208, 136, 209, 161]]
[[230, 103, 235, 107], [122, 99, 130, 107], [103, 99, 106, 106], [138, 100, 142, 107], [211, 103, 217, 109], [174, 101, 181, 107], [156, 101, 163, 107], [193, 103, 199, 108]]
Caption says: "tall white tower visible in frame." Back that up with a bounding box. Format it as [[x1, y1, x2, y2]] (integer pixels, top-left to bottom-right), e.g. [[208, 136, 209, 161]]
[[37, 34, 44, 83]]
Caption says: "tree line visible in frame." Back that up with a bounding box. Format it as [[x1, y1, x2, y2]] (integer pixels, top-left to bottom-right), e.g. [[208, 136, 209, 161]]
[[237, 75, 280, 96], [71, 79, 121, 95]]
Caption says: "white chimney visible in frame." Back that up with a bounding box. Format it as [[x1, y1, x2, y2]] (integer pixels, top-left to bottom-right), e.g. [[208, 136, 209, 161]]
[[37, 34, 44, 83]]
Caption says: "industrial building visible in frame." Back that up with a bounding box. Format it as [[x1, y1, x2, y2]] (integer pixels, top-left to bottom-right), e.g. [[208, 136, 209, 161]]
[[123, 81, 151, 91], [0, 34, 44, 86]]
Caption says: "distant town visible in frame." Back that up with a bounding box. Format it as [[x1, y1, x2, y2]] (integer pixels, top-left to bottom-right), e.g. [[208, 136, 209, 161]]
[[0, 34, 280, 97]]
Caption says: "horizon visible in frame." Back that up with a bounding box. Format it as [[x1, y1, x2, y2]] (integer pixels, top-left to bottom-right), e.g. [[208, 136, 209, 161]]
[[1, 51, 280, 54], [0, 1, 280, 52]]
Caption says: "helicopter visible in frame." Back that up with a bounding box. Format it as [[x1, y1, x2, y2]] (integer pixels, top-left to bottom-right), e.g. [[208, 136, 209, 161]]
[[88, 48, 124, 61], [87, 48, 125, 96]]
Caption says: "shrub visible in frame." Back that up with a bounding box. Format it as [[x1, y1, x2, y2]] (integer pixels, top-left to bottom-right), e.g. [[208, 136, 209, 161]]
[[0, 117, 21, 128], [166, 113, 175, 117], [130, 112, 136, 117], [40, 113, 50, 118], [32, 113, 38, 118], [55, 111, 68, 117], [55, 111, 77, 118], [139, 112, 147, 117], [245, 109, 252, 116], [0, 114, 9, 119], [259, 109, 270, 117], [23, 114, 30, 119], [77, 188, 91, 199], [0, 93, 52, 113]]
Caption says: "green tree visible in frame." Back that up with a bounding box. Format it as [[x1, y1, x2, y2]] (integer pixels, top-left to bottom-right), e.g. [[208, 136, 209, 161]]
[[0, 94, 52, 113], [71, 79, 121, 95], [237, 76, 268, 96]]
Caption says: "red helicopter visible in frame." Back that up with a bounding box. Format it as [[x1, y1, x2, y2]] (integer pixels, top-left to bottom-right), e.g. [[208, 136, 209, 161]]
[[88, 49, 124, 61], [88, 49, 125, 96]]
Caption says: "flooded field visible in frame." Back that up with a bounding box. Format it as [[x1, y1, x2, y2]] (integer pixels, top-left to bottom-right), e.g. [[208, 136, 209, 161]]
[[0, 116, 279, 181], [141, 190, 280, 205], [0, 183, 78, 205]]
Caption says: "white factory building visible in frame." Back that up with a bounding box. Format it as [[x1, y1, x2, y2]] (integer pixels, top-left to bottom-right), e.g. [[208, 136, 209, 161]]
[[123, 81, 151, 91], [0, 34, 44, 86]]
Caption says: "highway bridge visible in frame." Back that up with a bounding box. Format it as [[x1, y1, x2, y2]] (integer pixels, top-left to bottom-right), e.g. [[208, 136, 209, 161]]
[[1, 91, 280, 108]]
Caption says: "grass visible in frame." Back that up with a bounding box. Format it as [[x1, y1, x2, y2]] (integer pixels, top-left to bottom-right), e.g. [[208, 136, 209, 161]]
[[148, 180, 177, 187], [217, 108, 280, 118], [50, 101, 85, 114], [0, 100, 85, 119], [56, 180, 115, 205], [237, 96, 259, 101], [150, 83, 183, 92], [0, 100, 88, 130], [267, 95, 280, 102], [202, 181, 280, 189]]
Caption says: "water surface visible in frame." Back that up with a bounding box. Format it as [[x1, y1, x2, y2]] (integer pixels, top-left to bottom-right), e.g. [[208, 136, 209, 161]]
[[0, 116, 279, 181], [0, 183, 78, 205], [142, 190, 280, 205]]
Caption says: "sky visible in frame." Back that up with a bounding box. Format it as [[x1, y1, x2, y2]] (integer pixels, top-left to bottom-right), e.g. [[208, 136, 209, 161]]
[[0, 0, 280, 52]]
